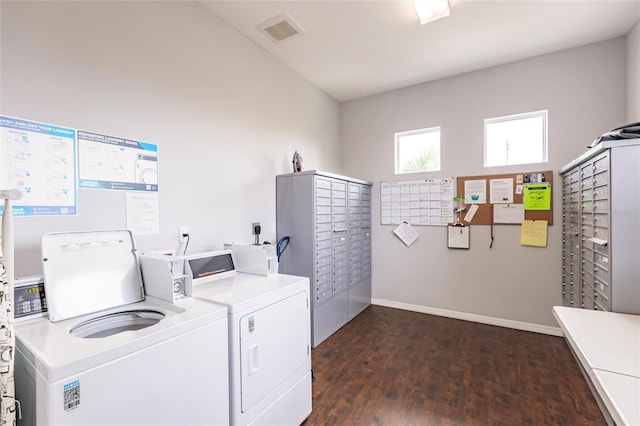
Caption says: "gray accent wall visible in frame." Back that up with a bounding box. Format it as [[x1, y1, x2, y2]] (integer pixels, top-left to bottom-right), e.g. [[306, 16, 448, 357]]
[[1, 1, 341, 275], [340, 38, 628, 327]]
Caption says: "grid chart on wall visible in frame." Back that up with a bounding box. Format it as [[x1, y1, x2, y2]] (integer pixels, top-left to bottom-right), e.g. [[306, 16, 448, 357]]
[[380, 178, 455, 226]]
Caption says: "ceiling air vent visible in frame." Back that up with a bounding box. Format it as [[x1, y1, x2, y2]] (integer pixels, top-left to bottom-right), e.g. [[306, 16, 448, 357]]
[[257, 13, 305, 44]]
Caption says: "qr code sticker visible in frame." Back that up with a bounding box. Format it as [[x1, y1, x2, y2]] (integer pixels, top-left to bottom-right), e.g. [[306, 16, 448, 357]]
[[63, 380, 80, 411], [248, 316, 255, 333]]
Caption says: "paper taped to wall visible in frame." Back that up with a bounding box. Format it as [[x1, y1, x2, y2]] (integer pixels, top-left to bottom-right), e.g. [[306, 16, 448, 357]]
[[393, 222, 419, 247], [520, 220, 548, 247]]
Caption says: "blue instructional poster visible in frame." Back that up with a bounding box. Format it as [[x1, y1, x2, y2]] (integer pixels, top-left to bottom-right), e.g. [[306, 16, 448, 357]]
[[77, 130, 158, 191], [0, 115, 77, 216]]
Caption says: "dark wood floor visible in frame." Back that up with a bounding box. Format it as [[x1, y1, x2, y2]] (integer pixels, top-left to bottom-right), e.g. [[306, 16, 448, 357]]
[[303, 305, 605, 425]]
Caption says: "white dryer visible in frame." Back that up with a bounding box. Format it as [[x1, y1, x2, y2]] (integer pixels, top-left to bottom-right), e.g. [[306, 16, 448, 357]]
[[14, 230, 230, 426], [188, 251, 312, 425]]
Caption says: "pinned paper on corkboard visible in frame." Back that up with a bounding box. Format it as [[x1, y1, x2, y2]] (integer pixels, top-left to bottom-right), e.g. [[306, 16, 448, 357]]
[[523, 183, 551, 211], [456, 171, 553, 225]]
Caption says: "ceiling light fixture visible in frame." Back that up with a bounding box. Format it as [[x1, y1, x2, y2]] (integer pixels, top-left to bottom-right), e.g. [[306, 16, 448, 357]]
[[412, 0, 450, 25]]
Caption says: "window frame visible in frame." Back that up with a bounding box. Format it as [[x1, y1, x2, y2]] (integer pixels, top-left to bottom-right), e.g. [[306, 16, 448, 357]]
[[394, 126, 441, 175], [483, 110, 548, 168]]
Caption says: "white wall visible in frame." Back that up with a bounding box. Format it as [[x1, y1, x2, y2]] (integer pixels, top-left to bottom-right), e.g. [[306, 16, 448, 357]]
[[628, 19, 640, 122], [340, 38, 627, 327], [1, 1, 341, 275]]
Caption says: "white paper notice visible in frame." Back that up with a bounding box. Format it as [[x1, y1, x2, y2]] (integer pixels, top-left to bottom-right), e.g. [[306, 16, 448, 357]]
[[464, 204, 479, 223], [126, 192, 160, 235], [515, 184, 524, 195], [489, 178, 514, 203], [392, 222, 419, 246], [493, 204, 524, 224], [464, 179, 486, 204]]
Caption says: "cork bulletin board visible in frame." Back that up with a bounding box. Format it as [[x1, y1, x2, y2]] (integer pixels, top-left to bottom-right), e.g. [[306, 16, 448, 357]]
[[456, 171, 553, 225]]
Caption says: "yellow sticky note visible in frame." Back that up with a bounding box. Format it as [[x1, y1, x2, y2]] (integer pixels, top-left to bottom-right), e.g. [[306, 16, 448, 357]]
[[521, 220, 548, 247]]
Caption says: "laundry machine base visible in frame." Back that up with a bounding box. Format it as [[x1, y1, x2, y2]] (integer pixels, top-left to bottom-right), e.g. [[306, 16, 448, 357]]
[[16, 319, 229, 426], [246, 370, 312, 426]]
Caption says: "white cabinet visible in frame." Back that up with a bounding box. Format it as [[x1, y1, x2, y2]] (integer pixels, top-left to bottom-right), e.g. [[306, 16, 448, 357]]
[[276, 170, 372, 347]]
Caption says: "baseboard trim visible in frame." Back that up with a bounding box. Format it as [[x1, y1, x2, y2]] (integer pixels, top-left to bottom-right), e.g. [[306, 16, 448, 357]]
[[371, 298, 563, 336]]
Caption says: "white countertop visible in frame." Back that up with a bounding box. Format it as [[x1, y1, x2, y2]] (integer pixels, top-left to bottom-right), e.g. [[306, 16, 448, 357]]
[[552, 306, 640, 378], [592, 369, 640, 426], [553, 306, 640, 426]]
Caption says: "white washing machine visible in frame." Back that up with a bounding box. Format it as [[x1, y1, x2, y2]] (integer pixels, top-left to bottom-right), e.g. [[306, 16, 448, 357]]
[[188, 251, 312, 425], [14, 230, 230, 426]]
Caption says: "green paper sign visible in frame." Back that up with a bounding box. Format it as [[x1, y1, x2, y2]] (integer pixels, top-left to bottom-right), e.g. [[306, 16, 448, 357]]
[[524, 183, 551, 211]]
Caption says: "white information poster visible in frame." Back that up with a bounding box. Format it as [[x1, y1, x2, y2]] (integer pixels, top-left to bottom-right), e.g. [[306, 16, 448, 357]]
[[126, 192, 160, 236], [0, 115, 77, 216], [381, 178, 455, 226], [464, 179, 487, 204], [493, 203, 524, 224], [489, 178, 514, 203], [78, 130, 158, 191]]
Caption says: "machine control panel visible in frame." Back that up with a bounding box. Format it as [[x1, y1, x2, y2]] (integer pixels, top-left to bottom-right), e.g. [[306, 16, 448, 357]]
[[188, 251, 236, 284], [14, 276, 48, 320]]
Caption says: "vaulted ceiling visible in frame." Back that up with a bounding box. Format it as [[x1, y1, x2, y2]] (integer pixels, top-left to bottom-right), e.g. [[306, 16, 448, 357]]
[[200, 0, 640, 101]]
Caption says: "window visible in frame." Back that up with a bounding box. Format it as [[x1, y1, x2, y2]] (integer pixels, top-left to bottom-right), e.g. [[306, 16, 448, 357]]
[[395, 127, 441, 174], [484, 110, 548, 167]]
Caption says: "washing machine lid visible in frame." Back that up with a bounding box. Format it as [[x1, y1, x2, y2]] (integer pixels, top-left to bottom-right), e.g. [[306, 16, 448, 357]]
[[42, 230, 145, 322]]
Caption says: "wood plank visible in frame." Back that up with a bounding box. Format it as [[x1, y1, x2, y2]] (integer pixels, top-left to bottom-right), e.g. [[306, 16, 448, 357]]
[[304, 305, 604, 425]]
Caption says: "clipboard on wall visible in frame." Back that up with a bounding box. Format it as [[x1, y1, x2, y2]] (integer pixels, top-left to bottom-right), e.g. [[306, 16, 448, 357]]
[[447, 226, 470, 249]]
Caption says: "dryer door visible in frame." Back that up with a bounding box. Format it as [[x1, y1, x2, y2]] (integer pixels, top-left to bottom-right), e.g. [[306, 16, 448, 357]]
[[240, 290, 309, 412]]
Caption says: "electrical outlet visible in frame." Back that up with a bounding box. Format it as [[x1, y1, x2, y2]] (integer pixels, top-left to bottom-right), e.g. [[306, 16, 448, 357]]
[[179, 226, 189, 243], [252, 222, 261, 235]]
